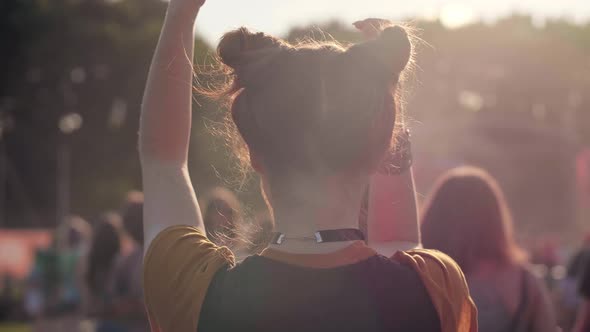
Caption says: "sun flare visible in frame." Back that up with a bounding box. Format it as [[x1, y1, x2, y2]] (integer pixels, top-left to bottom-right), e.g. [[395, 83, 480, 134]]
[[440, 3, 477, 29]]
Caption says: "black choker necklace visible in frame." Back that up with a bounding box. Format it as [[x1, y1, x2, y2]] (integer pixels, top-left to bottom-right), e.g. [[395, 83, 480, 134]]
[[270, 228, 365, 245]]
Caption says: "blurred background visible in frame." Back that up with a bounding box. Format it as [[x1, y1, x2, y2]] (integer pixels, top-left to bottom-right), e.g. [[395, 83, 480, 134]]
[[1, 0, 590, 331]]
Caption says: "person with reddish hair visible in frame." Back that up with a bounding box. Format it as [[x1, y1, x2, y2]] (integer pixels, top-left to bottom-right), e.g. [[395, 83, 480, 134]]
[[138, 0, 476, 331], [421, 166, 559, 332]]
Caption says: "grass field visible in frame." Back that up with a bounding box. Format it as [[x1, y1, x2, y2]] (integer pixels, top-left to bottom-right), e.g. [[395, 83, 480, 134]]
[[0, 324, 30, 332]]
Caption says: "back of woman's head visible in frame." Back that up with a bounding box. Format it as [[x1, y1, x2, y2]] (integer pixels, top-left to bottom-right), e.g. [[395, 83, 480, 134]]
[[86, 212, 122, 295], [421, 167, 524, 272], [205, 25, 413, 179]]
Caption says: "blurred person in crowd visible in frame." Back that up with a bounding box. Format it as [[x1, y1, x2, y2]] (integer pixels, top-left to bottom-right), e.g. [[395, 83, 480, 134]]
[[573, 254, 590, 332], [532, 237, 561, 270], [109, 191, 149, 332], [532, 237, 563, 291], [202, 187, 242, 246], [26, 215, 91, 332], [421, 166, 559, 332], [139, 1, 476, 331], [0, 275, 17, 321], [84, 212, 125, 332], [57, 215, 92, 315], [24, 250, 45, 320], [566, 234, 590, 283], [557, 234, 590, 330]]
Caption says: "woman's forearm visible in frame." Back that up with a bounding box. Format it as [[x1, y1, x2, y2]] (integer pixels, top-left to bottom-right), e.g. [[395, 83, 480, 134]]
[[367, 169, 419, 255], [140, 5, 199, 162], [352, 19, 418, 254]]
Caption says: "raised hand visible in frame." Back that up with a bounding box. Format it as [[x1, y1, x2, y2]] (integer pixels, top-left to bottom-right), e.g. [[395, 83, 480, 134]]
[[168, 0, 207, 16], [170, 0, 206, 7]]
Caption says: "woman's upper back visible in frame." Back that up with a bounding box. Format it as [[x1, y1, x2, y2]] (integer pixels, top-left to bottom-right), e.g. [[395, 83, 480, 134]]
[[143, 226, 476, 332], [199, 250, 439, 332]]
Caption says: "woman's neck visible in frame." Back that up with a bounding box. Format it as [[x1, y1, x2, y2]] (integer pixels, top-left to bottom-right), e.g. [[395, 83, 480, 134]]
[[266, 173, 367, 254]]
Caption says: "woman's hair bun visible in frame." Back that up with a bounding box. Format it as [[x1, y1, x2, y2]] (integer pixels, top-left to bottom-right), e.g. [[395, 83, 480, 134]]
[[377, 26, 411, 73], [217, 27, 285, 70], [379, 25, 412, 72], [350, 25, 412, 75]]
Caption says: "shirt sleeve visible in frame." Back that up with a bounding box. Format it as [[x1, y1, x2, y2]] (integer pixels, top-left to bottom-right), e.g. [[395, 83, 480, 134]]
[[392, 249, 478, 332], [143, 225, 235, 332]]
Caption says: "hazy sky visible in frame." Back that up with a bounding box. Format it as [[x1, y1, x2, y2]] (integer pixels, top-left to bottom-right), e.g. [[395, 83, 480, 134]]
[[194, 0, 590, 45]]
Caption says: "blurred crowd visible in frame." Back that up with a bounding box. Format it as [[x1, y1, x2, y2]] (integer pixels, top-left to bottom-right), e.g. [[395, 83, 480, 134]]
[[0, 187, 274, 332], [0, 192, 147, 332], [0, 170, 588, 331]]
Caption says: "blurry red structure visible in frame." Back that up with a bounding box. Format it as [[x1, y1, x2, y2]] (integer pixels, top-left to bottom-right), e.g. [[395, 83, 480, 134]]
[[0, 230, 51, 279], [577, 148, 590, 206]]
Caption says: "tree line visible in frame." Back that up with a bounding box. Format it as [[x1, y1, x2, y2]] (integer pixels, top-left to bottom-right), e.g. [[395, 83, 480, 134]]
[[2, 0, 589, 232]]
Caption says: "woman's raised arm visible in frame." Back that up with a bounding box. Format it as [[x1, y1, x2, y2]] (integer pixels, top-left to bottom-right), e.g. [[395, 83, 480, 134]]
[[354, 19, 420, 255], [139, 0, 207, 250]]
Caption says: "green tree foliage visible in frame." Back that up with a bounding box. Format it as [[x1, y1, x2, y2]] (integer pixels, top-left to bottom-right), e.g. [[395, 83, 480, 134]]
[[0, 0, 231, 227]]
